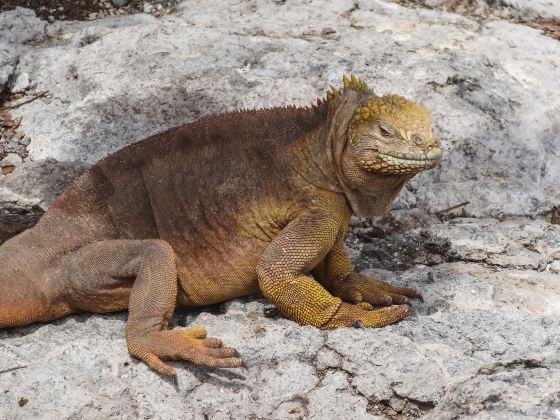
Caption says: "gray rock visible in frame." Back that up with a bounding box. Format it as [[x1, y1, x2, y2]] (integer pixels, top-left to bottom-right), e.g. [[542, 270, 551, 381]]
[[0, 7, 46, 45], [389, 396, 406, 412], [307, 371, 379, 419], [314, 346, 342, 370], [19, 136, 31, 146], [501, 0, 560, 19], [0, 153, 23, 168], [0, 48, 18, 91], [9, 72, 30, 93], [550, 260, 560, 274], [424, 0, 446, 7], [111, 0, 130, 6], [0, 159, 88, 210], [431, 218, 560, 270]]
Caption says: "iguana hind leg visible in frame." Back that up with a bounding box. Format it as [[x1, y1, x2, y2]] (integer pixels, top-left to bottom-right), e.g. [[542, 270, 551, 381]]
[[0, 271, 58, 328], [1, 239, 241, 376], [58, 239, 242, 376]]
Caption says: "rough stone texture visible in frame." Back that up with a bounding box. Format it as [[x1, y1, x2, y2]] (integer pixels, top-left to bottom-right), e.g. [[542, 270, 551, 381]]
[[9, 71, 30, 93], [1, 1, 560, 419], [1, 216, 559, 419], [502, 0, 560, 19], [1, 0, 559, 216], [0, 7, 46, 45], [0, 48, 19, 91]]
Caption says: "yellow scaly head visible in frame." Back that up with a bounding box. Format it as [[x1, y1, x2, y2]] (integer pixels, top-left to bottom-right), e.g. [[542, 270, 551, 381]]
[[348, 91, 442, 174]]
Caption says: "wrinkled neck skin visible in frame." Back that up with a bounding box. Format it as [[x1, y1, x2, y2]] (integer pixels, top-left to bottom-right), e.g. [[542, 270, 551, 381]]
[[298, 90, 414, 218]]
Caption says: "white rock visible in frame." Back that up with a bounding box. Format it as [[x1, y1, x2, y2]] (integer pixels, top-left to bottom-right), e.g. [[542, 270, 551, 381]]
[[9, 72, 30, 93], [0, 153, 23, 167], [0, 7, 46, 44], [502, 0, 560, 19], [0, 48, 18, 90], [0, 215, 558, 418], [111, 0, 130, 6]]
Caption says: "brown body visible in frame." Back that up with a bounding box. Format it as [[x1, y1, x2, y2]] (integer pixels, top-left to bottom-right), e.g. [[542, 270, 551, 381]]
[[0, 76, 442, 376]]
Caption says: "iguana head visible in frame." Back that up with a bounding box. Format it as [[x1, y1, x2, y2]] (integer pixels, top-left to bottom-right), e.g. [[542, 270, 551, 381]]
[[326, 75, 443, 217], [347, 94, 442, 174]]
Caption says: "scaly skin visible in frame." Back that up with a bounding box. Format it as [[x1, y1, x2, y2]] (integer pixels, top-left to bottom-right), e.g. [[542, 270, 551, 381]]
[[0, 75, 442, 376]]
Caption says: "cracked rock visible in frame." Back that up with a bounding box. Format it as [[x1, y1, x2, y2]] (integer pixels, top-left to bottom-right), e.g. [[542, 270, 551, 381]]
[[0, 51, 19, 94], [501, 0, 560, 19], [549, 260, 560, 274], [314, 347, 342, 370], [307, 371, 376, 419]]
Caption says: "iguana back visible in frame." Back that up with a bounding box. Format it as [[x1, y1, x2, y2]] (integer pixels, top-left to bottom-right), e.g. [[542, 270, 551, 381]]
[[56, 105, 326, 244]]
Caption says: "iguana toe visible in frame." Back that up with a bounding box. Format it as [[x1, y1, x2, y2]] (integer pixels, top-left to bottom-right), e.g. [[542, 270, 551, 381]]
[[387, 286, 423, 302], [360, 304, 410, 328], [127, 326, 242, 376], [183, 325, 208, 339], [330, 273, 422, 307], [322, 302, 410, 329], [374, 285, 423, 304], [355, 302, 374, 311]]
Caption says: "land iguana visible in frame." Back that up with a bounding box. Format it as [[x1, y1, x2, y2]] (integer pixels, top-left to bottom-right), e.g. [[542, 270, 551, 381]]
[[0, 75, 443, 376]]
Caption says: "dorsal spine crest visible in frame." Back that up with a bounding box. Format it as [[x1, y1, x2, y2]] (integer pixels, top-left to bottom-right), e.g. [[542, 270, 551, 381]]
[[322, 74, 372, 105]]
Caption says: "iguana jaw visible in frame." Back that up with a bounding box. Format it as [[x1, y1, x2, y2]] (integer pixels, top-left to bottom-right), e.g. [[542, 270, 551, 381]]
[[357, 146, 443, 174]]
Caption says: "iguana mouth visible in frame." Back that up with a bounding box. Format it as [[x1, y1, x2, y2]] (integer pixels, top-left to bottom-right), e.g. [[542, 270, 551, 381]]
[[362, 146, 443, 174], [377, 147, 443, 164], [378, 147, 442, 169]]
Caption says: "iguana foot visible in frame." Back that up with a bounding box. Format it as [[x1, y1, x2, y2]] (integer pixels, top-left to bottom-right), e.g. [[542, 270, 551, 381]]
[[330, 273, 422, 306], [321, 301, 410, 329], [127, 326, 243, 376]]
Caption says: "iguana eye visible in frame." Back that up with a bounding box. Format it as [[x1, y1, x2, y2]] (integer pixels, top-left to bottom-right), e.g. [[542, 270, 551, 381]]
[[378, 124, 393, 138], [412, 134, 424, 145]]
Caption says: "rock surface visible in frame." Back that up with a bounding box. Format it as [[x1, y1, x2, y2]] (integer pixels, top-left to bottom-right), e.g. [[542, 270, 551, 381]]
[[0, 0, 559, 216], [1, 1, 560, 419], [1, 215, 559, 419], [502, 0, 560, 19]]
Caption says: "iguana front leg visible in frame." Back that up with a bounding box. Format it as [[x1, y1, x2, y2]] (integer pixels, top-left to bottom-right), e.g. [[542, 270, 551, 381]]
[[316, 240, 422, 307], [257, 209, 410, 330]]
